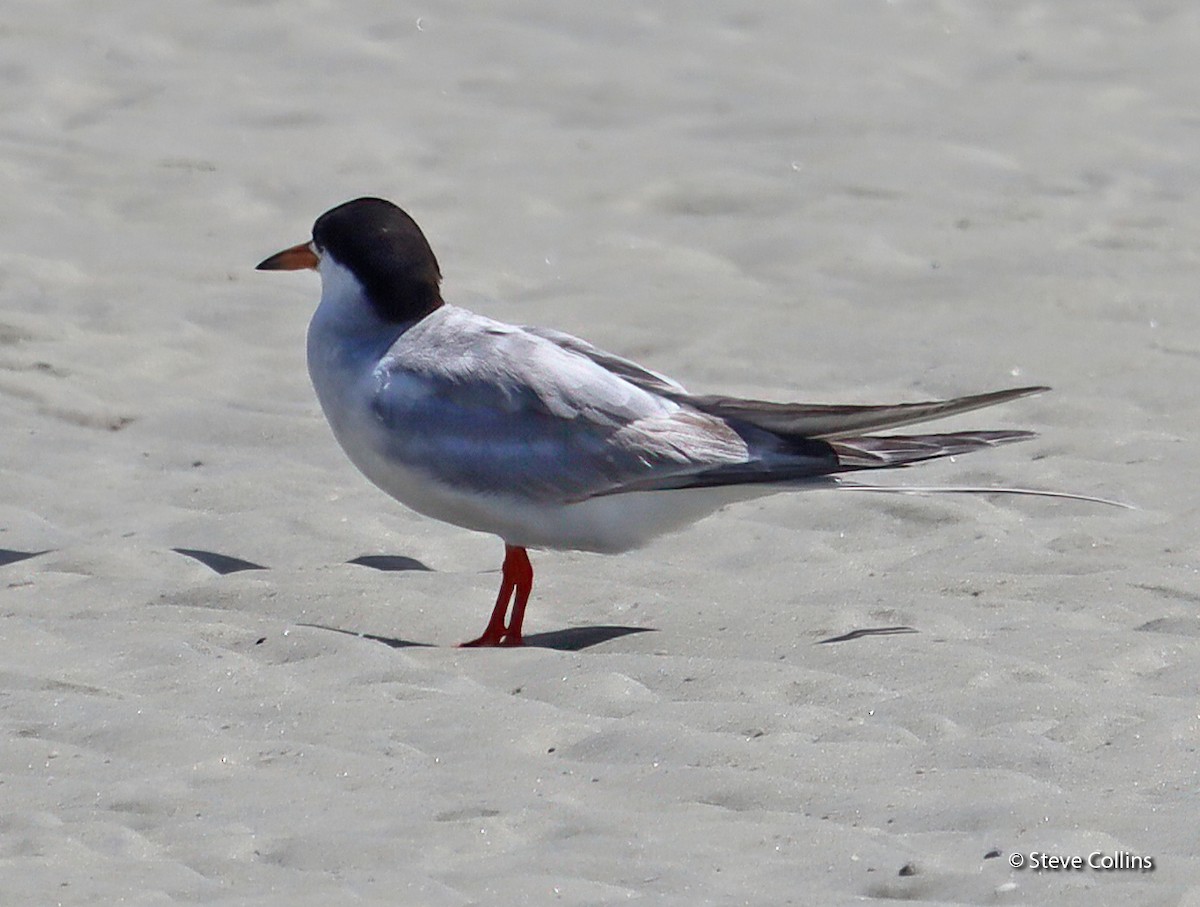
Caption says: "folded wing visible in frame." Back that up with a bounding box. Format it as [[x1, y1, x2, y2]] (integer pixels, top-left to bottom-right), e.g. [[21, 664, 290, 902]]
[[384, 311, 1045, 502]]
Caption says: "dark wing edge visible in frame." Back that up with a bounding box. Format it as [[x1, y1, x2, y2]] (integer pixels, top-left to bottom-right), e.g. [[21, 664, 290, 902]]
[[681, 385, 1049, 439], [828, 429, 1036, 469], [586, 429, 1036, 497]]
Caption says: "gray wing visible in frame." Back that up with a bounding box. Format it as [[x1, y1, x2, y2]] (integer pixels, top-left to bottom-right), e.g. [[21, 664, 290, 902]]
[[369, 320, 756, 503], [526, 324, 1046, 439], [373, 311, 1043, 502], [539, 342, 1047, 493], [520, 325, 689, 396]]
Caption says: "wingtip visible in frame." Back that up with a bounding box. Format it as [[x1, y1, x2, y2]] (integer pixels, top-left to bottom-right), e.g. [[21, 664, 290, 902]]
[[995, 384, 1050, 400]]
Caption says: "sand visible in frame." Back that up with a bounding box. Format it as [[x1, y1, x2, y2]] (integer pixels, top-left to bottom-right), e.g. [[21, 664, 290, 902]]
[[3, 1, 1198, 904]]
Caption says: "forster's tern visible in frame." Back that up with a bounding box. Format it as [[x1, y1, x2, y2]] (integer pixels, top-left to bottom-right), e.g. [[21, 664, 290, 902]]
[[258, 197, 1059, 647]]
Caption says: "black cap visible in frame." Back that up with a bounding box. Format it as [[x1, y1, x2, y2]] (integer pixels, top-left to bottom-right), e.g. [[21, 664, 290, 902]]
[[313, 198, 444, 323]]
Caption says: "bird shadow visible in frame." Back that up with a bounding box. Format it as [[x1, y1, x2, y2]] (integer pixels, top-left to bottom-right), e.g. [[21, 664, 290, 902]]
[[346, 555, 432, 572], [816, 626, 918, 644], [0, 549, 51, 567], [169, 548, 435, 575], [14, 546, 912, 653], [294, 622, 431, 648], [172, 548, 268, 575], [521, 625, 655, 651], [294, 621, 653, 651]]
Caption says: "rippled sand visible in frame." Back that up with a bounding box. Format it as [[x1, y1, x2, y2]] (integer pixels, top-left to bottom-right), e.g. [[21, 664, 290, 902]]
[[2, 2, 1196, 903]]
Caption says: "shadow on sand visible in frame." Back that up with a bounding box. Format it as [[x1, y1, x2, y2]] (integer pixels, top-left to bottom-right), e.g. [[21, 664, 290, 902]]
[[293, 622, 653, 651], [816, 626, 918, 644]]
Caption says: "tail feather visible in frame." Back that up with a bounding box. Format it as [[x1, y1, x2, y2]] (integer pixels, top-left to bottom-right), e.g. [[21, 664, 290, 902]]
[[835, 482, 1133, 509], [590, 431, 1039, 496], [585, 384, 1118, 509], [830, 430, 1036, 470], [685, 385, 1048, 439]]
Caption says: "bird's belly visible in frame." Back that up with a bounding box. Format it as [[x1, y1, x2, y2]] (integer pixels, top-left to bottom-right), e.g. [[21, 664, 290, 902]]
[[338, 422, 773, 553], [505, 485, 775, 553]]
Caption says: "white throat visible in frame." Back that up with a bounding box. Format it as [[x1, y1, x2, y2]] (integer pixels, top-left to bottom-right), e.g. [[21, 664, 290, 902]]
[[312, 253, 388, 338], [306, 254, 405, 427]]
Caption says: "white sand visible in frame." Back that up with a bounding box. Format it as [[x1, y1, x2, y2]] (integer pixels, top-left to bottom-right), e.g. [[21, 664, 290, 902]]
[[3, 2, 1197, 903]]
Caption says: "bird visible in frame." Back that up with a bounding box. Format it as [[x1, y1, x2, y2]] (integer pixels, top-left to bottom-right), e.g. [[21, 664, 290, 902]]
[[256, 197, 1065, 647]]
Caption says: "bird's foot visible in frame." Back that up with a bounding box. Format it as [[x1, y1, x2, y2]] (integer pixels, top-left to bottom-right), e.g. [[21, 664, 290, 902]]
[[458, 630, 523, 648], [456, 628, 523, 647], [458, 545, 532, 648]]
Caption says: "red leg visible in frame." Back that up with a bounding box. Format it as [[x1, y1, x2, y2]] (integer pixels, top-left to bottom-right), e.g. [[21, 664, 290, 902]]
[[499, 547, 533, 647], [459, 545, 534, 647]]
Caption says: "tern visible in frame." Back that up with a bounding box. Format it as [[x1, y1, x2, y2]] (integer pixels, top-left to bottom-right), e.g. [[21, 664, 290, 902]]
[[257, 197, 1089, 646]]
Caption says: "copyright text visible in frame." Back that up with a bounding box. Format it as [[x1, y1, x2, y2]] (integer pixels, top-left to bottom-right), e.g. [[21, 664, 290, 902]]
[[1008, 851, 1154, 873]]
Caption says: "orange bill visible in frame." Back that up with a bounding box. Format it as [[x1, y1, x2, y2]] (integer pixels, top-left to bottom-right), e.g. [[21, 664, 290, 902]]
[[256, 241, 319, 271]]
